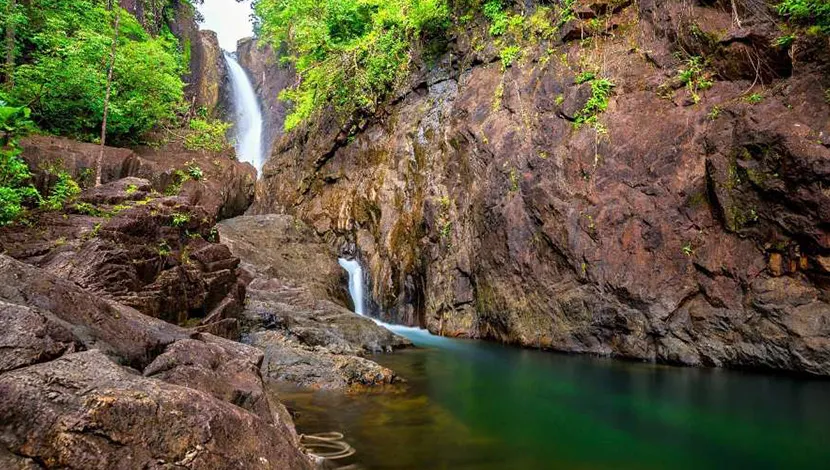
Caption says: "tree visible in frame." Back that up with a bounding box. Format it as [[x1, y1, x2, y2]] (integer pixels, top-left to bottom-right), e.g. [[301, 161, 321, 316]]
[[4, 0, 15, 85], [95, 5, 120, 187]]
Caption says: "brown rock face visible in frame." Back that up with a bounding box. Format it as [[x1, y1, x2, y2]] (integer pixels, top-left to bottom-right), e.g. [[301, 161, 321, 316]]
[[189, 30, 230, 116], [0, 350, 310, 470], [0, 255, 311, 469], [251, 1, 830, 375], [3, 136, 257, 328]]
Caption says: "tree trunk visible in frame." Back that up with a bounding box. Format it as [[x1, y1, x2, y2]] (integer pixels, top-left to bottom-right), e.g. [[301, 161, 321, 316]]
[[4, 0, 16, 86], [95, 7, 121, 187]]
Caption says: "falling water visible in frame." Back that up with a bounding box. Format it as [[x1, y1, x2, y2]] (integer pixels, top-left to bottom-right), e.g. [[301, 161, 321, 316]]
[[338, 258, 365, 316], [337, 257, 432, 340], [224, 52, 264, 172]]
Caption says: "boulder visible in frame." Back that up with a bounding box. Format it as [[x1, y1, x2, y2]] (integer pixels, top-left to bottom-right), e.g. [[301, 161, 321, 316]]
[[251, 331, 399, 390], [0, 350, 311, 470]]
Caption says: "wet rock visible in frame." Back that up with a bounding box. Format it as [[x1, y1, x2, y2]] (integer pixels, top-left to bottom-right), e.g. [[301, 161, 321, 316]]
[[0, 350, 311, 470], [217, 214, 350, 306], [251, 331, 398, 390], [245, 277, 411, 354]]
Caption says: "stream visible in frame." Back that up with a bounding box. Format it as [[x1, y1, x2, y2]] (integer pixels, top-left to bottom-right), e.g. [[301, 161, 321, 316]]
[[271, 261, 830, 470]]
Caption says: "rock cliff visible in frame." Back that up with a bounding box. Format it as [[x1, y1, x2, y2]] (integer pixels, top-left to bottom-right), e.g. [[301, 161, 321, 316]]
[[250, 0, 830, 375]]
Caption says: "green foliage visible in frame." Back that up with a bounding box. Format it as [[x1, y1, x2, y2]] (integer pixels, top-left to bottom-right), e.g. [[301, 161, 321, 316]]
[[682, 242, 694, 257], [164, 168, 189, 196], [576, 77, 615, 126], [73, 201, 105, 217], [186, 162, 203, 181], [0, 103, 38, 225], [254, 0, 450, 131], [575, 71, 596, 84], [171, 212, 190, 227], [746, 93, 764, 104], [41, 171, 80, 210], [1, 0, 185, 144], [125, 184, 138, 194], [772, 33, 796, 47], [483, 0, 508, 36], [707, 105, 722, 120], [777, 0, 830, 33], [499, 45, 521, 69], [678, 56, 713, 103], [184, 118, 232, 152], [157, 240, 171, 256]]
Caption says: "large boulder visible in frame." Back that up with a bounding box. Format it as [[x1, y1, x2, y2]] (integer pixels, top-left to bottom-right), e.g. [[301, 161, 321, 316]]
[[0, 255, 311, 468], [0, 350, 310, 470]]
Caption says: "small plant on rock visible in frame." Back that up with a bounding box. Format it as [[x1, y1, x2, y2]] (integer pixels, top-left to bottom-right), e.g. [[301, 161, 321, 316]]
[[746, 93, 764, 104], [171, 212, 190, 227], [500, 45, 521, 69], [186, 162, 204, 181], [41, 171, 81, 211], [678, 56, 714, 104], [576, 77, 615, 127]]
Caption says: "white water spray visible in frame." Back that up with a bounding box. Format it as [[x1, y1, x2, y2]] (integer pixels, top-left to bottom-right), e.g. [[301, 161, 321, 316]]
[[337, 257, 437, 341], [224, 52, 264, 173], [338, 258, 365, 316]]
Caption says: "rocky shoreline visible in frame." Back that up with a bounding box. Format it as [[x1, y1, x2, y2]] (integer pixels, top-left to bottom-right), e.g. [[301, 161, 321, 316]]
[[0, 137, 409, 469]]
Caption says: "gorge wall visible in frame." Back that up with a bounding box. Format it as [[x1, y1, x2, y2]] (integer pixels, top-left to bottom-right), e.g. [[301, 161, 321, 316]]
[[249, 0, 830, 375]]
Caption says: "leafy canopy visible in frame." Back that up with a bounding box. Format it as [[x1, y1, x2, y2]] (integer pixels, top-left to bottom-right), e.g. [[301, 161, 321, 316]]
[[0, 0, 186, 144], [253, 0, 450, 130]]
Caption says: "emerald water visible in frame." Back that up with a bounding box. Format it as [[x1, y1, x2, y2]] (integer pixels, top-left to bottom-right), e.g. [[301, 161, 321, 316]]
[[276, 327, 830, 470]]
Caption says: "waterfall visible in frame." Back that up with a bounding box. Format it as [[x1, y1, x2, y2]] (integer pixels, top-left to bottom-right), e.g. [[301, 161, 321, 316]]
[[338, 258, 365, 316], [337, 257, 428, 337], [224, 52, 264, 173]]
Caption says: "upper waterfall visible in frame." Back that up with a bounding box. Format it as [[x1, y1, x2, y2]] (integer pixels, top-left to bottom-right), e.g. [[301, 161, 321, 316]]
[[224, 52, 265, 173]]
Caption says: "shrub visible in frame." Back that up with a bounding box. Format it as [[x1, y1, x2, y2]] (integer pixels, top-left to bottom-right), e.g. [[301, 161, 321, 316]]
[[41, 171, 81, 211], [500, 45, 521, 69], [186, 162, 204, 181], [171, 212, 190, 227], [678, 56, 713, 103], [483, 0, 509, 36], [184, 119, 232, 152], [777, 0, 830, 33], [576, 77, 615, 126], [0, 103, 38, 225]]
